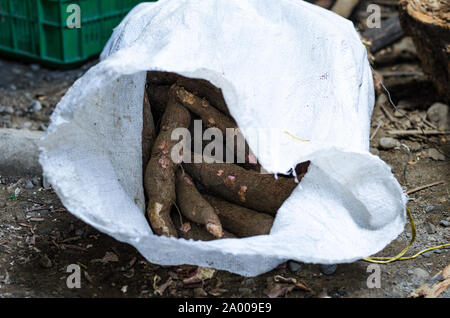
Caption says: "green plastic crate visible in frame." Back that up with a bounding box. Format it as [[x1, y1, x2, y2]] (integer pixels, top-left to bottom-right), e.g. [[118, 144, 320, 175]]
[[0, 0, 155, 68]]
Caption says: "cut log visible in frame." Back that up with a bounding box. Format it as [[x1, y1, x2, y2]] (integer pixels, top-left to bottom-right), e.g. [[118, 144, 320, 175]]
[[399, 0, 450, 102]]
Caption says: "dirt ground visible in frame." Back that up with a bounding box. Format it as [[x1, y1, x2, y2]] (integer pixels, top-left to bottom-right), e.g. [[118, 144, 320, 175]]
[[0, 2, 449, 298]]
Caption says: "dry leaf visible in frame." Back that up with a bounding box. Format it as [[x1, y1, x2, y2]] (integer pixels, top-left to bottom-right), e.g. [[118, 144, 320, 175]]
[[154, 277, 173, 296], [91, 251, 119, 264], [183, 266, 215, 285], [266, 284, 295, 298], [273, 275, 312, 292]]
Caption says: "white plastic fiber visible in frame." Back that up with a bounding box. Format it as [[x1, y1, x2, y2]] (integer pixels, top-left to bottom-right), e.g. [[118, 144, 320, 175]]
[[39, 0, 407, 276]]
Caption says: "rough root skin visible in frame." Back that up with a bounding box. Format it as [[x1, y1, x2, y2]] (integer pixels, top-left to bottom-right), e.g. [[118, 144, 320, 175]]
[[176, 169, 223, 238], [203, 194, 274, 237], [144, 88, 191, 237], [183, 161, 302, 215]]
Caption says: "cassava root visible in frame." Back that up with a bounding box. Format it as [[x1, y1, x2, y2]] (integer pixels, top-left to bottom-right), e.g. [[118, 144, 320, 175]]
[[142, 89, 156, 180], [183, 160, 302, 215], [176, 169, 223, 238], [203, 195, 274, 237], [147, 71, 230, 115], [144, 87, 191, 237]]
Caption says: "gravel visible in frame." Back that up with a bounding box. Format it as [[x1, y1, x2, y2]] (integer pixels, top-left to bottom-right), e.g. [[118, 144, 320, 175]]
[[320, 264, 337, 275], [24, 180, 34, 189], [412, 268, 429, 283], [288, 261, 302, 273], [378, 137, 401, 150], [424, 222, 436, 234], [0, 105, 14, 114], [427, 102, 448, 131], [28, 100, 42, 112]]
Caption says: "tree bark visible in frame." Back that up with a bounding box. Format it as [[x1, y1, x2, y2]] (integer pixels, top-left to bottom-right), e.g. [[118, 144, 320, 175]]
[[399, 0, 450, 102]]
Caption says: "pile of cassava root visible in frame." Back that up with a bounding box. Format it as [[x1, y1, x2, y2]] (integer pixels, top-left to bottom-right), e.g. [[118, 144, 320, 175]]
[[142, 71, 310, 240]]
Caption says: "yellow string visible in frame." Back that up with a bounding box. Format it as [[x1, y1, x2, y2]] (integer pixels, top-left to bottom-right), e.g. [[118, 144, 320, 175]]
[[363, 207, 450, 264], [284, 129, 449, 263], [283, 131, 310, 142]]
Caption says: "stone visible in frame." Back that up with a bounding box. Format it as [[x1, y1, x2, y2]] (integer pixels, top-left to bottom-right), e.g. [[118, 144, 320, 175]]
[[22, 122, 32, 129], [320, 264, 337, 275], [378, 137, 401, 150], [370, 147, 380, 156], [30, 63, 40, 71], [439, 220, 450, 227], [28, 100, 42, 112], [412, 268, 429, 281], [427, 102, 448, 131], [0, 106, 14, 114], [424, 222, 436, 234], [288, 260, 302, 273], [423, 148, 445, 161], [409, 142, 422, 152], [32, 177, 41, 187], [24, 180, 34, 190]]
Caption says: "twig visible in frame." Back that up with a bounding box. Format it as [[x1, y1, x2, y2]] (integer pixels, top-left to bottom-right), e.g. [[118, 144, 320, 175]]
[[371, 0, 399, 6], [417, 114, 438, 130], [401, 144, 411, 186], [379, 71, 425, 77], [379, 103, 397, 123], [60, 244, 87, 251], [26, 205, 47, 213], [407, 181, 445, 195], [370, 121, 384, 140], [388, 130, 450, 136], [379, 103, 403, 129]]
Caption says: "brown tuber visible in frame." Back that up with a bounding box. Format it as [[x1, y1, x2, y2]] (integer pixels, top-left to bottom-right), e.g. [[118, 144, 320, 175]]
[[183, 161, 302, 215], [203, 195, 274, 237], [147, 71, 230, 115], [176, 169, 223, 238], [142, 88, 156, 179], [173, 215, 236, 241], [144, 87, 191, 237]]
